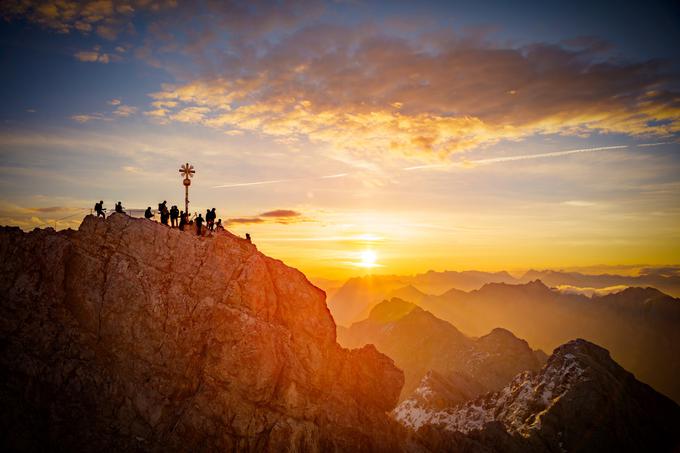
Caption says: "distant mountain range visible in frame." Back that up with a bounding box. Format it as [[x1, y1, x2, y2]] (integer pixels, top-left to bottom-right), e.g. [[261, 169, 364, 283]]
[[325, 268, 680, 326], [395, 339, 680, 452], [388, 281, 680, 404], [338, 298, 547, 400]]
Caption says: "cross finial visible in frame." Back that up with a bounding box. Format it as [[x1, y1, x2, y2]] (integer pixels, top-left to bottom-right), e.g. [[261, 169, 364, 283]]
[[179, 162, 195, 179]]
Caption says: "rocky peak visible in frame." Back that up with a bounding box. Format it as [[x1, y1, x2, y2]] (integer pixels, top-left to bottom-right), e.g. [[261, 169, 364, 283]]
[[398, 338, 680, 453], [0, 214, 406, 452]]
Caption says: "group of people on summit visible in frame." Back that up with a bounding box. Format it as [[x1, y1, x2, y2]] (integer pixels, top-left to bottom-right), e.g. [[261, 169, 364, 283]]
[[94, 200, 229, 238]]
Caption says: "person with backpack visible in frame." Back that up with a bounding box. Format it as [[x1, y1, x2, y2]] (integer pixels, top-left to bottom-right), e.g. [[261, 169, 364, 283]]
[[94, 200, 106, 218], [115, 201, 125, 214], [144, 207, 154, 220], [159, 201, 169, 226]]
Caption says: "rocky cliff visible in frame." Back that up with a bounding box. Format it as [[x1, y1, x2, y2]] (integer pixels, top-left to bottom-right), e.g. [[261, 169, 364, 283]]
[[0, 214, 406, 452]]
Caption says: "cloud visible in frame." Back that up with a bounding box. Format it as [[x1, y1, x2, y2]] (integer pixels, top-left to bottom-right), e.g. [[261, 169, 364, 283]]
[[113, 105, 137, 117], [554, 284, 631, 297], [227, 217, 265, 225], [227, 209, 309, 226], [71, 113, 107, 123], [260, 209, 301, 218], [0, 0, 171, 37], [74, 45, 123, 64], [562, 200, 597, 207], [72, 102, 137, 123], [74, 50, 111, 63], [144, 24, 680, 160], [6, 1, 679, 161], [639, 266, 680, 277]]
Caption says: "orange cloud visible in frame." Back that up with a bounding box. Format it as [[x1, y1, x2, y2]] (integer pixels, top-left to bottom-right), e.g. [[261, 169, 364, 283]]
[[144, 29, 680, 160], [1, 0, 175, 37]]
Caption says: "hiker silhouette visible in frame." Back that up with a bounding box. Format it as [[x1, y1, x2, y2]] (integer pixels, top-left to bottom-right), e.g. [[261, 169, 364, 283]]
[[205, 209, 211, 232], [209, 208, 217, 231], [115, 202, 125, 214], [159, 201, 169, 226], [195, 214, 204, 236], [94, 200, 106, 218], [170, 205, 179, 228], [246, 233, 251, 242], [215, 219, 223, 230], [144, 207, 154, 219], [179, 210, 186, 231]]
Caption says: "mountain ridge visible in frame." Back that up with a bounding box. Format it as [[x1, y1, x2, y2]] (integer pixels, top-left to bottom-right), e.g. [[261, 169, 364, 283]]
[[338, 298, 546, 400], [396, 339, 680, 452]]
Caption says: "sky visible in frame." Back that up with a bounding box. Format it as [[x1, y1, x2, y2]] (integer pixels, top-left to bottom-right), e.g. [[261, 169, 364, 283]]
[[1, 0, 679, 281]]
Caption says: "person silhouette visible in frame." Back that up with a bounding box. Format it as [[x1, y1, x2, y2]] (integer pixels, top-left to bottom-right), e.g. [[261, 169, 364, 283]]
[[209, 208, 217, 231], [246, 233, 251, 242], [179, 210, 186, 231], [159, 201, 169, 226], [115, 201, 125, 214], [170, 205, 179, 228], [195, 213, 204, 236], [215, 219, 223, 230], [144, 207, 154, 219], [94, 200, 106, 218]]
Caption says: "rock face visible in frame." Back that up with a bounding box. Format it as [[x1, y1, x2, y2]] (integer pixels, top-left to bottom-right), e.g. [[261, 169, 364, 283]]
[[338, 298, 546, 400], [397, 339, 680, 452], [0, 214, 405, 452]]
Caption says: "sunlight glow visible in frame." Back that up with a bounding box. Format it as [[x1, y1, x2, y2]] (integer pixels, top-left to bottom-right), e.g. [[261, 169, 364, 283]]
[[357, 250, 379, 268]]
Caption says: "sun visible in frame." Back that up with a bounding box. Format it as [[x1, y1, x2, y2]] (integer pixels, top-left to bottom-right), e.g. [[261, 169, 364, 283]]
[[359, 250, 378, 268]]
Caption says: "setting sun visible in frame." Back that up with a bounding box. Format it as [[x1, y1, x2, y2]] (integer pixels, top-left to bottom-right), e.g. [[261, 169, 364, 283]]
[[357, 250, 379, 268]]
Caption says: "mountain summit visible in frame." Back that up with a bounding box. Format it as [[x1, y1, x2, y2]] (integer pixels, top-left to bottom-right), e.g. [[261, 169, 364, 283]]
[[0, 214, 405, 451]]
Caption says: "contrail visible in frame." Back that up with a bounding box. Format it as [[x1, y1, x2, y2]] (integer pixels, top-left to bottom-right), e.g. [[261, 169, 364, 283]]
[[216, 141, 669, 188], [403, 163, 448, 171], [214, 179, 292, 188], [637, 142, 671, 148], [466, 144, 629, 165], [214, 173, 348, 189], [402, 144, 632, 171]]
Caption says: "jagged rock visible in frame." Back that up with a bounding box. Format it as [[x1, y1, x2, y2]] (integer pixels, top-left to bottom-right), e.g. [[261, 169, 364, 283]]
[[0, 214, 406, 452], [399, 339, 680, 452]]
